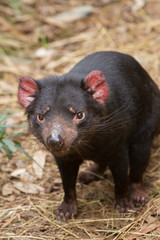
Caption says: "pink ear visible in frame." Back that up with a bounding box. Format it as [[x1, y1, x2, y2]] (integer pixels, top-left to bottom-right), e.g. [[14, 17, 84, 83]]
[[18, 76, 39, 108], [84, 71, 109, 105]]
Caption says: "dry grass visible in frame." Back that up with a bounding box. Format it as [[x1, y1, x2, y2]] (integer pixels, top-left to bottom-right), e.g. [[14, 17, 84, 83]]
[[0, 0, 160, 239]]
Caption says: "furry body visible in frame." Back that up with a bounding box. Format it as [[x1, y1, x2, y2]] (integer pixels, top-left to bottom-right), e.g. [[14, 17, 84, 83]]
[[18, 51, 160, 220]]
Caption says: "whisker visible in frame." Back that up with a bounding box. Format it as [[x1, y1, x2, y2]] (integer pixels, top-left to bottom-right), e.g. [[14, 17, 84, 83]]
[[79, 96, 143, 136]]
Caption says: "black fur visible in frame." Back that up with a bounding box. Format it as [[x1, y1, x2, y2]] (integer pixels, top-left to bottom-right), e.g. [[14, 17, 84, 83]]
[[20, 51, 160, 220]]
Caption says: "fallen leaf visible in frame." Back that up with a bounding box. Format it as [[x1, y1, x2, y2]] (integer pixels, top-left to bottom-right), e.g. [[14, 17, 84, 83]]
[[2, 183, 14, 196], [32, 150, 47, 179], [127, 223, 160, 240], [52, 5, 94, 23], [132, 0, 146, 12], [14, 182, 44, 194], [20, 170, 37, 183], [11, 168, 26, 177], [43, 177, 61, 193], [145, 215, 156, 224], [7, 195, 16, 202]]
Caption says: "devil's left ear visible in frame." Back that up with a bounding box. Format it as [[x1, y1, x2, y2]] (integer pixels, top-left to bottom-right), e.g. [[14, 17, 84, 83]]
[[18, 75, 39, 108], [82, 70, 109, 105]]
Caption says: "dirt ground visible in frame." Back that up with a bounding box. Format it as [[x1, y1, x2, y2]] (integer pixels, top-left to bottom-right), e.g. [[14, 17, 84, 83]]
[[0, 0, 160, 239]]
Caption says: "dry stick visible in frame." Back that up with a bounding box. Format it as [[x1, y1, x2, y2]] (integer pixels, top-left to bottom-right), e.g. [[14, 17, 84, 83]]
[[1, 213, 18, 228], [0, 17, 27, 42], [114, 199, 159, 239], [112, 221, 136, 240], [66, 217, 135, 225], [97, 215, 157, 239], [97, 229, 160, 238], [64, 216, 136, 239], [98, 198, 160, 239], [72, 219, 91, 238], [17, 216, 40, 236], [29, 201, 80, 239], [75, 225, 91, 238], [151, 147, 160, 157], [0, 236, 48, 240]]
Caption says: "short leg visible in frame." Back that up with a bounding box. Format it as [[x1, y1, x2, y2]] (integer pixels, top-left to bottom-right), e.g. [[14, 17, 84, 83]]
[[55, 156, 82, 221], [129, 140, 152, 206], [78, 162, 107, 184], [108, 148, 134, 213]]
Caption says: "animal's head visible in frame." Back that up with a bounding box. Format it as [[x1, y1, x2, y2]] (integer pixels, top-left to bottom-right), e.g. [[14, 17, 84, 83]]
[[18, 71, 109, 157]]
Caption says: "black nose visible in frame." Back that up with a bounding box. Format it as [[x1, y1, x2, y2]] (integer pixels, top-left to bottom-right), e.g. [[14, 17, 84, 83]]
[[47, 133, 64, 150]]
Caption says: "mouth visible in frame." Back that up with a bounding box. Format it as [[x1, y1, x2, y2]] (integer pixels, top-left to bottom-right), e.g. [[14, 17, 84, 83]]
[[44, 134, 80, 157], [47, 145, 71, 157]]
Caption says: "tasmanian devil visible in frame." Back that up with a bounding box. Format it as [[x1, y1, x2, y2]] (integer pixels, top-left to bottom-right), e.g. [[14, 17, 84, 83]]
[[18, 51, 160, 220]]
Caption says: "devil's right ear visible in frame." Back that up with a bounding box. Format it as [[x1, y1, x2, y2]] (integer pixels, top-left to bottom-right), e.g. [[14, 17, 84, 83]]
[[81, 70, 109, 105], [18, 76, 39, 108]]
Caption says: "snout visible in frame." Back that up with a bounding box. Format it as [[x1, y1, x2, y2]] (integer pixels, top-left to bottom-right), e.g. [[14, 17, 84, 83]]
[[47, 132, 65, 151], [42, 120, 78, 156]]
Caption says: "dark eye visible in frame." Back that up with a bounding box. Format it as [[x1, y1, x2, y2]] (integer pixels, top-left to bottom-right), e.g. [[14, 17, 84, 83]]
[[76, 111, 85, 120], [37, 114, 45, 122]]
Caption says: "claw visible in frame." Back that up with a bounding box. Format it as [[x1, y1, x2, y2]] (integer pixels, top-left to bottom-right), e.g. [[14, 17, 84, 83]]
[[130, 183, 148, 207], [114, 197, 134, 213], [56, 200, 77, 221]]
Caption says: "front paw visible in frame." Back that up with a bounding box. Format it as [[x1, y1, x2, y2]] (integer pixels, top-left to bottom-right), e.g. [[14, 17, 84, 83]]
[[130, 183, 148, 207], [56, 200, 77, 221], [114, 197, 134, 213]]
